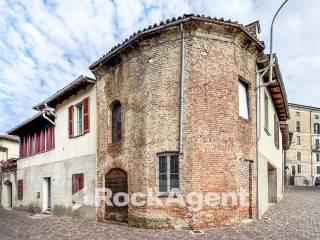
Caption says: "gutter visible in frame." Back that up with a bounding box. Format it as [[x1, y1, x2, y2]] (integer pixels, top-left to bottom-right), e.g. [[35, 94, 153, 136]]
[[89, 15, 264, 70], [179, 23, 185, 155]]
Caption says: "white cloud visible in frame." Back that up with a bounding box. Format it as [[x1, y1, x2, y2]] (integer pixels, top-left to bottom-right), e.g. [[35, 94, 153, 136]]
[[0, 0, 319, 133]]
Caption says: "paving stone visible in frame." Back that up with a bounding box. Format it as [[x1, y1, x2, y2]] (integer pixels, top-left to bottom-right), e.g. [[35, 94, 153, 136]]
[[0, 186, 319, 240]]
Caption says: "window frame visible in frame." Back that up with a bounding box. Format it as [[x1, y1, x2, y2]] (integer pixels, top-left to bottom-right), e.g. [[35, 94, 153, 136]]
[[297, 151, 301, 161], [297, 136, 301, 145], [111, 101, 122, 143], [296, 121, 301, 132], [156, 152, 180, 194], [317, 166, 320, 175], [75, 102, 84, 136], [297, 164, 302, 174], [238, 80, 250, 120]]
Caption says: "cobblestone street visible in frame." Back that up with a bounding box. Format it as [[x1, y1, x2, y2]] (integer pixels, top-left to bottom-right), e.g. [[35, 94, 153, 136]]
[[0, 187, 319, 240]]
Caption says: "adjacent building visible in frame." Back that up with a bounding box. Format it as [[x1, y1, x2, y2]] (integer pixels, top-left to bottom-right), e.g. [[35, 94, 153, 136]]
[[90, 14, 289, 228], [285, 103, 320, 186], [0, 134, 19, 208], [7, 76, 97, 219]]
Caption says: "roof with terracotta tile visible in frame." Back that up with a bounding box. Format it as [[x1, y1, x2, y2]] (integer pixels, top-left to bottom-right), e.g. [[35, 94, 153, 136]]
[[89, 14, 264, 70]]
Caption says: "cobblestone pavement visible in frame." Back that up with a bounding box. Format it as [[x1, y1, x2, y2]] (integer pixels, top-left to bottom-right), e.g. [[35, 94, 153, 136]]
[[1, 186, 320, 240]]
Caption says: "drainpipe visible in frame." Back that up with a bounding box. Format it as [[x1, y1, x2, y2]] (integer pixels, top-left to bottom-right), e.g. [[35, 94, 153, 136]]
[[310, 110, 313, 184], [179, 23, 185, 156], [255, 66, 261, 219]]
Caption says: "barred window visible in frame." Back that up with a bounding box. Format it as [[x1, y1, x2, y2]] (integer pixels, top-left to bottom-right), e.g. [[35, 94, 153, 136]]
[[157, 153, 180, 193]]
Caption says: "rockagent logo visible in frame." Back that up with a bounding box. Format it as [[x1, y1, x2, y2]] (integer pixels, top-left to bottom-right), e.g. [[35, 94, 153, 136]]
[[95, 188, 250, 211]]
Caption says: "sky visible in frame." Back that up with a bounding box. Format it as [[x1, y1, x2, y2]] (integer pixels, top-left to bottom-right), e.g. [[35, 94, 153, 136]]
[[0, 0, 319, 133]]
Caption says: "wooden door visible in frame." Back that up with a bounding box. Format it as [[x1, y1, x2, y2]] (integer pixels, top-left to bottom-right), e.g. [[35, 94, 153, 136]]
[[105, 168, 128, 222]]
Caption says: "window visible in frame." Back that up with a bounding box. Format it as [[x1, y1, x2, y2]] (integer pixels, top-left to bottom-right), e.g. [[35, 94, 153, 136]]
[[17, 180, 23, 200], [317, 153, 320, 162], [264, 92, 269, 131], [314, 123, 320, 134], [296, 121, 301, 132], [76, 103, 83, 136], [296, 112, 300, 117], [297, 136, 301, 145], [298, 164, 301, 173], [68, 97, 90, 138], [317, 166, 320, 174], [316, 139, 320, 149], [112, 102, 122, 142], [292, 166, 296, 175], [72, 173, 84, 202], [316, 115, 319, 119], [157, 153, 180, 193], [297, 151, 301, 161], [238, 81, 249, 119]]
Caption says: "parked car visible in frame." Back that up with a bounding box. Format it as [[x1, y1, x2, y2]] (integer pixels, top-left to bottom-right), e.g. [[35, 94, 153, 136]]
[[315, 177, 320, 186]]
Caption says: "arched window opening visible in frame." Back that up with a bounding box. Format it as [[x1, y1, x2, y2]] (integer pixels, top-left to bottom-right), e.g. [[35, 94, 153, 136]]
[[112, 102, 122, 142]]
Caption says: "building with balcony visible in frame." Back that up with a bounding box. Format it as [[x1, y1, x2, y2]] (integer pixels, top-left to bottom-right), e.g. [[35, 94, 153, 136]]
[[0, 134, 20, 209], [285, 103, 320, 186]]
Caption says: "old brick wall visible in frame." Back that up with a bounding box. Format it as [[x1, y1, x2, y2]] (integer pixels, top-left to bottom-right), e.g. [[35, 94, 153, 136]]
[[94, 21, 258, 228]]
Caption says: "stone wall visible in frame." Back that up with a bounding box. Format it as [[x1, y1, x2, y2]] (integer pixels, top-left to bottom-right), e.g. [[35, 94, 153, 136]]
[[94, 21, 259, 228]]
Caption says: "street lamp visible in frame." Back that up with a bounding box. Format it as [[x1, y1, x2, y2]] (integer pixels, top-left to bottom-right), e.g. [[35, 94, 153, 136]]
[[269, 0, 289, 83]]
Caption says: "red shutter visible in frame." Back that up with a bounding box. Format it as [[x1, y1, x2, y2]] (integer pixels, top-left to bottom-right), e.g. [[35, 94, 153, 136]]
[[28, 135, 31, 156], [35, 132, 40, 153], [83, 97, 90, 133], [23, 137, 27, 157], [274, 114, 279, 149], [19, 138, 23, 158], [72, 173, 84, 202], [41, 129, 45, 152], [47, 126, 53, 150], [72, 174, 76, 195], [17, 180, 23, 199], [68, 105, 74, 138]]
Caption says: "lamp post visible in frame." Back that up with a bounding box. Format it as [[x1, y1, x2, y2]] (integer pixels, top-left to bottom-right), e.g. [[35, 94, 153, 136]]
[[269, 0, 289, 83]]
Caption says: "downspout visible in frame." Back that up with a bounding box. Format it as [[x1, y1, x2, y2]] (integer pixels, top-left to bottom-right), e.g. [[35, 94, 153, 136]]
[[310, 110, 313, 184], [256, 66, 261, 219], [179, 23, 185, 155]]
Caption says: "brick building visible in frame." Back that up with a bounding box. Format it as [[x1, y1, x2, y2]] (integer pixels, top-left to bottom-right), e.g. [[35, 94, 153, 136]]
[[90, 14, 289, 228]]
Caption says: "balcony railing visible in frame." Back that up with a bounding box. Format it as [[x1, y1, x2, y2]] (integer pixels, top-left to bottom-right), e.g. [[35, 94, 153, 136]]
[[312, 145, 320, 152]]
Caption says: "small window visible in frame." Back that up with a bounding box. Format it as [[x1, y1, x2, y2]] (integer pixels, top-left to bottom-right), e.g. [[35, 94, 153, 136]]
[[317, 153, 320, 162], [292, 166, 296, 175], [76, 103, 84, 136], [316, 139, 320, 150], [296, 112, 300, 117], [264, 92, 269, 131], [298, 164, 301, 173], [315, 115, 319, 119], [238, 81, 249, 119], [297, 151, 301, 161], [317, 166, 320, 174], [112, 102, 122, 142], [296, 121, 301, 132], [72, 173, 84, 202], [157, 153, 180, 193], [297, 136, 301, 145]]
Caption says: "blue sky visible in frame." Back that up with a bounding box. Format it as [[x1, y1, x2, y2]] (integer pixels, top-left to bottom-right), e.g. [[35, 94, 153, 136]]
[[0, 0, 320, 133]]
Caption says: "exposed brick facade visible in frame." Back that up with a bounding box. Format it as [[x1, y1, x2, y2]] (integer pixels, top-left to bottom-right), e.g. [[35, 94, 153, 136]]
[[93, 21, 259, 229]]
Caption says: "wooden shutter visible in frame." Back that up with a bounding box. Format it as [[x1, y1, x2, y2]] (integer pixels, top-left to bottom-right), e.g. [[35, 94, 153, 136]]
[[23, 137, 27, 157], [41, 129, 45, 152], [17, 180, 23, 199], [28, 135, 31, 156], [68, 105, 74, 138], [19, 138, 23, 158], [83, 97, 90, 133], [47, 126, 54, 150], [274, 114, 279, 149], [72, 173, 84, 202]]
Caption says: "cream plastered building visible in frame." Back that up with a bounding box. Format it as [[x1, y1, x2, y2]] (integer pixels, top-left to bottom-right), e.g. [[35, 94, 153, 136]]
[[286, 103, 320, 186], [0, 134, 19, 209], [8, 76, 97, 219], [256, 54, 290, 217]]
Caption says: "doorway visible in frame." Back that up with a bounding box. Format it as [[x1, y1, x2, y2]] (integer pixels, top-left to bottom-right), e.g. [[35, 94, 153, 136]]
[[42, 177, 51, 212], [105, 168, 128, 222], [3, 180, 12, 208], [268, 163, 277, 203]]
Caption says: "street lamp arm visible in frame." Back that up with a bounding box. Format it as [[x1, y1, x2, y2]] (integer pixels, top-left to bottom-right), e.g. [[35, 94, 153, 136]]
[[269, 0, 289, 83]]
